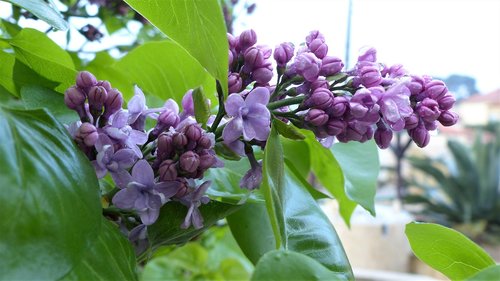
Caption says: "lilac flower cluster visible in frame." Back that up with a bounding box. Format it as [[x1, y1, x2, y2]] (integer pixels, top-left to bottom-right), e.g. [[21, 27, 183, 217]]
[[64, 71, 220, 236]]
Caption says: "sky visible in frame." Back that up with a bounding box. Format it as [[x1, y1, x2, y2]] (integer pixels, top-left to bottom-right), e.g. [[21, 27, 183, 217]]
[[1, 0, 499, 94], [235, 0, 500, 94]]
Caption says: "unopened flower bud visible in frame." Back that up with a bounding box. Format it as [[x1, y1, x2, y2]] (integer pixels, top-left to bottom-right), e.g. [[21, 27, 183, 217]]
[[227, 33, 238, 49], [424, 120, 438, 131], [374, 123, 393, 149], [309, 88, 333, 110], [158, 109, 180, 129], [305, 30, 325, 46], [360, 66, 382, 88], [228, 73, 243, 93], [157, 134, 174, 160], [159, 160, 178, 181], [103, 89, 123, 119], [358, 47, 377, 62], [174, 180, 189, 198], [244, 47, 265, 70], [306, 109, 329, 127], [416, 98, 441, 122], [309, 38, 328, 59], [78, 122, 98, 146], [409, 124, 430, 148], [329, 96, 349, 117], [387, 64, 406, 78], [64, 86, 86, 111], [425, 80, 447, 100], [173, 133, 188, 149], [76, 71, 97, 89], [97, 80, 112, 92], [252, 66, 273, 84], [88, 86, 107, 117], [274, 42, 294, 66], [437, 94, 455, 110], [320, 56, 344, 76], [408, 76, 425, 96], [198, 135, 213, 149], [438, 111, 459, 126], [238, 29, 257, 51], [179, 151, 200, 173], [184, 124, 202, 141], [325, 119, 345, 136], [310, 78, 329, 90], [198, 151, 216, 170], [294, 52, 321, 82], [404, 114, 419, 130]]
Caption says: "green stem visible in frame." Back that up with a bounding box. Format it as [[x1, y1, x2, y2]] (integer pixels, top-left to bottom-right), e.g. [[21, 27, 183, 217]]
[[267, 96, 305, 110], [209, 80, 226, 133], [270, 75, 304, 101]]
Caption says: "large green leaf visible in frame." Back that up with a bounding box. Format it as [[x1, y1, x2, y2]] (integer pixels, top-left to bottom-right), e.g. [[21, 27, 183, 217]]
[[124, 0, 229, 95], [9, 28, 76, 92], [0, 107, 101, 280], [62, 219, 137, 281], [228, 171, 353, 277], [0, 50, 16, 96], [147, 200, 241, 249], [304, 132, 357, 225], [261, 120, 286, 248], [113, 41, 215, 103], [331, 140, 379, 216], [251, 250, 349, 281], [21, 86, 78, 124], [7, 0, 68, 31], [405, 222, 495, 280], [466, 265, 500, 281]]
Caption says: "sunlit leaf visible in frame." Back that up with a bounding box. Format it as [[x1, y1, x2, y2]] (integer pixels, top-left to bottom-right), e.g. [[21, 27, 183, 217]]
[[7, 0, 68, 31]]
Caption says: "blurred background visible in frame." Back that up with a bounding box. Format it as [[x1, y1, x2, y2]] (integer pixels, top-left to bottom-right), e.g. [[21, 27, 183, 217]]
[[1, 0, 499, 280]]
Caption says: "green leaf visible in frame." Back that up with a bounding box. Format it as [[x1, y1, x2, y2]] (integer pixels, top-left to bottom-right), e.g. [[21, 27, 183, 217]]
[[466, 265, 500, 281], [304, 131, 356, 225], [113, 41, 215, 102], [0, 50, 16, 96], [85, 51, 133, 98], [228, 170, 353, 277], [261, 119, 286, 249], [331, 140, 379, 216], [192, 87, 211, 128], [7, 0, 68, 31], [62, 219, 138, 281], [0, 107, 101, 280], [147, 200, 240, 249], [21, 86, 78, 124], [9, 28, 76, 92], [251, 250, 349, 281], [405, 222, 495, 280], [0, 19, 22, 38], [124, 0, 229, 95], [273, 118, 305, 140]]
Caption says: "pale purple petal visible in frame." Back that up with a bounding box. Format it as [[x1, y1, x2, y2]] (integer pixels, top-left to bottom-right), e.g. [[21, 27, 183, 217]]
[[181, 204, 195, 229], [242, 122, 257, 141], [319, 136, 335, 148], [247, 103, 271, 121], [155, 181, 181, 199], [191, 207, 204, 229], [225, 94, 245, 117], [164, 99, 180, 115], [105, 127, 128, 141], [113, 149, 137, 169], [129, 130, 147, 145], [112, 110, 129, 128], [95, 134, 113, 152], [139, 206, 160, 226], [113, 187, 141, 209], [132, 160, 154, 187], [128, 224, 147, 242], [222, 117, 244, 143], [193, 181, 211, 200], [245, 87, 270, 106], [111, 170, 133, 189], [226, 140, 245, 156], [96, 145, 114, 167], [181, 90, 194, 116], [92, 160, 107, 179]]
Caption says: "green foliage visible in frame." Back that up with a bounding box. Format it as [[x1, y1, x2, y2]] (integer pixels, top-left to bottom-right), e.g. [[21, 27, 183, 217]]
[[6, 0, 68, 31], [405, 222, 495, 280], [466, 265, 500, 281], [192, 87, 211, 128], [251, 250, 349, 281], [0, 50, 16, 96], [21, 86, 78, 124], [124, 0, 229, 95], [0, 106, 101, 280], [406, 136, 500, 232]]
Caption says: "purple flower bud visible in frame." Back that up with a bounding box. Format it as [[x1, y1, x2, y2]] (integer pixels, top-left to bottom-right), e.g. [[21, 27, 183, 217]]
[[424, 120, 438, 131], [329, 96, 349, 117], [244, 47, 265, 70], [198, 135, 213, 149], [386, 64, 406, 78], [97, 80, 112, 92], [425, 80, 447, 100], [309, 88, 333, 110], [438, 111, 459, 126], [309, 38, 328, 59], [88, 86, 107, 117], [76, 71, 97, 89], [325, 119, 345, 136], [228, 50, 234, 67], [294, 52, 321, 82], [358, 47, 377, 62], [259, 45, 272, 59], [404, 114, 419, 130], [274, 42, 294, 66], [173, 133, 188, 149], [310, 78, 329, 90], [159, 160, 178, 181], [227, 33, 238, 49], [240, 163, 263, 190], [305, 30, 325, 46], [238, 29, 257, 51], [184, 124, 202, 141], [228, 72, 243, 93], [359, 66, 382, 88], [179, 151, 200, 173], [181, 90, 194, 117], [252, 66, 273, 84], [158, 109, 180, 129], [64, 86, 86, 113], [416, 98, 441, 122], [198, 151, 216, 170], [103, 88, 123, 119], [306, 109, 329, 127], [359, 126, 374, 143], [320, 56, 343, 76], [437, 93, 455, 110], [78, 122, 98, 146], [157, 134, 173, 161], [409, 124, 430, 148], [408, 75, 425, 97], [374, 122, 393, 149]]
